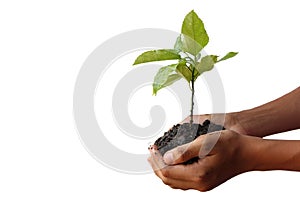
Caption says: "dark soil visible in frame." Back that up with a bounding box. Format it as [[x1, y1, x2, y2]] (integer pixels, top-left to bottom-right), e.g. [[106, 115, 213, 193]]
[[154, 120, 225, 164]]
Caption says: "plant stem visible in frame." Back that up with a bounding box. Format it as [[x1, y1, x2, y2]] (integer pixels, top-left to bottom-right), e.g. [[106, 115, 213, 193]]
[[190, 54, 198, 125], [190, 68, 195, 125]]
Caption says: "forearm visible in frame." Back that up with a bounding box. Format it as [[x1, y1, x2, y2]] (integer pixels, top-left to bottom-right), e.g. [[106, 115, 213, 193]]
[[247, 138, 300, 172], [234, 87, 300, 137]]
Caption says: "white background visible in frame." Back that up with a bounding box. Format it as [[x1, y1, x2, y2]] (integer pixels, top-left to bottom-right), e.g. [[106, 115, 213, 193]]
[[1, 0, 300, 199]]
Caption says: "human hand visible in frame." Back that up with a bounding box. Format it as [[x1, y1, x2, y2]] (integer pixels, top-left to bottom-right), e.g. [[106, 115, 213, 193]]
[[181, 113, 249, 136], [148, 130, 259, 191]]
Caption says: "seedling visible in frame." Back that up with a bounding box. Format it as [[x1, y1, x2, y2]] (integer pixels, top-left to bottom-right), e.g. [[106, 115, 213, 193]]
[[133, 10, 237, 125]]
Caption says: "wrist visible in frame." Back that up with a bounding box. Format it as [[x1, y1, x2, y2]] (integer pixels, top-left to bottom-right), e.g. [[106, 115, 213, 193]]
[[231, 106, 276, 137], [238, 135, 264, 172], [231, 110, 255, 136], [242, 138, 300, 172], [231, 87, 300, 137], [225, 112, 250, 135]]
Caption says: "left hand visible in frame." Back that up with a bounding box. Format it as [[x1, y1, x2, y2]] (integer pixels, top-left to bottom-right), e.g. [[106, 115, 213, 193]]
[[148, 130, 259, 191]]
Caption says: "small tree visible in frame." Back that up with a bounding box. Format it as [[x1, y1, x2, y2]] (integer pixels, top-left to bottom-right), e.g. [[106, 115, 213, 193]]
[[133, 10, 237, 125]]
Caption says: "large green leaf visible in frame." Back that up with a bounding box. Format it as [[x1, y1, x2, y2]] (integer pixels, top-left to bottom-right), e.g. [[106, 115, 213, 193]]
[[133, 49, 181, 65], [195, 55, 218, 75], [181, 10, 209, 56], [152, 64, 182, 95], [176, 60, 192, 82], [218, 52, 238, 62]]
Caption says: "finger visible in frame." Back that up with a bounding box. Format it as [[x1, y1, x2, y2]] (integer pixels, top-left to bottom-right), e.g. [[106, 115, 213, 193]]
[[147, 155, 196, 190], [148, 149, 167, 182], [209, 113, 226, 127], [148, 147, 199, 181], [148, 154, 164, 178], [148, 147, 167, 171], [180, 114, 210, 124], [148, 148, 211, 191], [162, 178, 195, 190], [198, 131, 222, 158], [160, 161, 206, 182], [163, 136, 205, 165]]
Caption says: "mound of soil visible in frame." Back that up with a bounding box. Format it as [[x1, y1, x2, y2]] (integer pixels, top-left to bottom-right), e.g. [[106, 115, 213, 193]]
[[154, 120, 225, 164]]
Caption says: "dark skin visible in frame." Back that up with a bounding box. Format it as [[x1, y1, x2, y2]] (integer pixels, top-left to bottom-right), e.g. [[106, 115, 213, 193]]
[[148, 87, 300, 191]]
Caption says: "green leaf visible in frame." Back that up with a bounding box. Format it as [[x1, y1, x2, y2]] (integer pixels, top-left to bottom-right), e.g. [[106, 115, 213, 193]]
[[152, 64, 182, 95], [133, 49, 181, 65], [217, 52, 238, 62], [195, 55, 218, 75], [163, 73, 181, 88], [181, 10, 209, 56], [176, 60, 192, 82], [174, 35, 183, 52]]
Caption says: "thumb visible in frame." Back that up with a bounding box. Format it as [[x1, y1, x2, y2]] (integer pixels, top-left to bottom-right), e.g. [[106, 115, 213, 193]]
[[163, 137, 203, 165]]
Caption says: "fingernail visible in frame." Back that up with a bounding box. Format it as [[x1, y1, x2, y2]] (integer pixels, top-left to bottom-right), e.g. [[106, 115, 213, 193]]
[[163, 152, 173, 164]]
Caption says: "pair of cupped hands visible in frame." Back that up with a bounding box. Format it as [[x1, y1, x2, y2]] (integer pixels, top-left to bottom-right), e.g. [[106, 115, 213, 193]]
[[148, 114, 260, 192]]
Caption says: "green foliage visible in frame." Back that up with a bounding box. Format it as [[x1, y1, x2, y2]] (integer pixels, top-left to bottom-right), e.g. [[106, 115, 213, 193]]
[[152, 64, 181, 95], [181, 10, 209, 56], [133, 10, 238, 124], [217, 52, 239, 62], [133, 49, 180, 65], [133, 9, 238, 110], [195, 55, 218, 75], [133, 10, 238, 95], [176, 59, 192, 82]]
